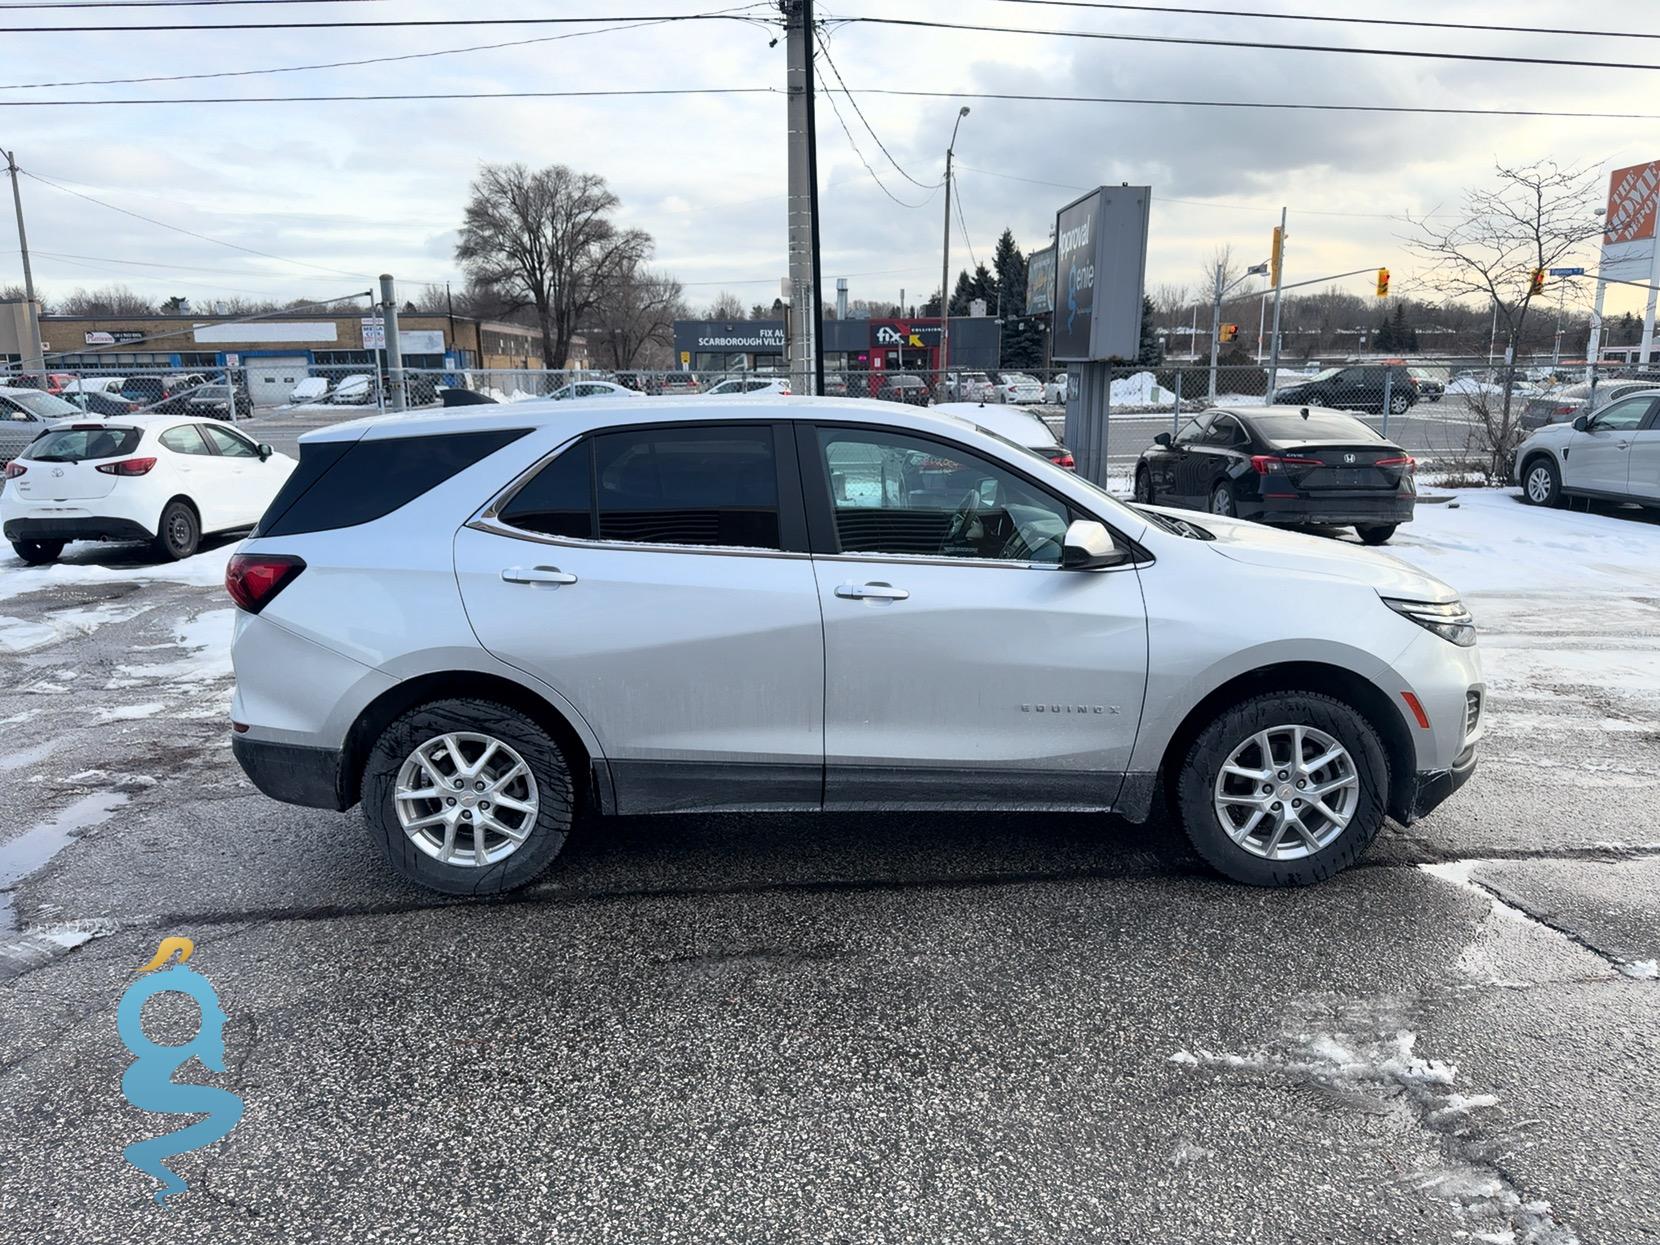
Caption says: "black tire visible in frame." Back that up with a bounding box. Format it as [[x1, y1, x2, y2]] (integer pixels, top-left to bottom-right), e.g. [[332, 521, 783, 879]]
[[1133, 467, 1153, 503], [11, 538, 64, 565], [1355, 524, 1398, 546], [151, 499, 200, 561], [361, 698, 574, 896], [1210, 483, 1235, 517], [1176, 690, 1390, 887], [1520, 455, 1563, 508]]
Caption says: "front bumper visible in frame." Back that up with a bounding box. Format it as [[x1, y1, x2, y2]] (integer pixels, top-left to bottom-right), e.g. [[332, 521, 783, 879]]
[[1404, 744, 1478, 823], [3, 515, 155, 543], [232, 733, 348, 810]]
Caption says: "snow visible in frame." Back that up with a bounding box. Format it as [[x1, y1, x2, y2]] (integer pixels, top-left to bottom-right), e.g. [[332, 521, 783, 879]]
[[1108, 371, 1174, 407], [0, 542, 235, 604], [1619, 959, 1659, 980], [0, 599, 150, 653]]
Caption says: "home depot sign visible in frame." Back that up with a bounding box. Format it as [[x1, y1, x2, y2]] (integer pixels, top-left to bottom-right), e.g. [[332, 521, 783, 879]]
[[1600, 160, 1660, 282]]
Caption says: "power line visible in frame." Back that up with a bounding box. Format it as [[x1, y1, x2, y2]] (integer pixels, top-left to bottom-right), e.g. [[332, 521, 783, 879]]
[[2, 87, 777, 106], [20, 167, 372, 278], [980, 0, 1660, 42], [812, 62, 936, 209], [0, 11, 774, 31], [0, 5, 771, 90], [830, 16, 1660, 72], [813, 28, 937, 191], [953, 180, 979, 272], [852, 88, 1660, 122]]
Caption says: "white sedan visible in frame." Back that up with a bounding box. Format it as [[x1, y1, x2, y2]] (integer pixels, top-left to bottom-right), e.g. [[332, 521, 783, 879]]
[[992, 372, 1045, 404], [548, 380, 644, 401], [61, 376, 127, 397], [1, 415, 296, 564], [701, 377, 791, 397]]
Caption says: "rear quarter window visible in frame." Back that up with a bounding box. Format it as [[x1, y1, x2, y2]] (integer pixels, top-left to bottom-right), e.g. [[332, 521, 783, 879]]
[[255, 429, 530, 537]]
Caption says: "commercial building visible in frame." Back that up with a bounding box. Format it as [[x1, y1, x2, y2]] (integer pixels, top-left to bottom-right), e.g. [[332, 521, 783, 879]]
[[1, 302, 568, 405], [671, 315, 1002, 376]]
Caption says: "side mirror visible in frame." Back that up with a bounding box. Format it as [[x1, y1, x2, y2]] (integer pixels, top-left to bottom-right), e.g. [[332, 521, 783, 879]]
[[257, 443, 274, 460], [1572, 415, 1589, 432], [1062, 519, 1131, 570], [1153, 432, 1173, 447]]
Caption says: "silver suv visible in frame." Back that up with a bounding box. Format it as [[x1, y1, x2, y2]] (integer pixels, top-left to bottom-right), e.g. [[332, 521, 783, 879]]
[[227, 398, 1484, 892]]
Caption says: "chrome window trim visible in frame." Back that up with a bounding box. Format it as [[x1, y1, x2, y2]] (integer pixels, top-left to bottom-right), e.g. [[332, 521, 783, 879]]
[[810, 550, 1148, 573]]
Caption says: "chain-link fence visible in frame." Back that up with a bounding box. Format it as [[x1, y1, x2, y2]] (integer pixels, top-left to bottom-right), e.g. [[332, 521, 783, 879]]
[[4, 356, 1654, 488]]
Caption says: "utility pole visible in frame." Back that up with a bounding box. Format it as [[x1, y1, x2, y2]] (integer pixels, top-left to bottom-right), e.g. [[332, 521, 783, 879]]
[[939, 106, 970, 393], [380, 273, 405, 412], [5, 150, 45, 374], [1266, 207, 1287, 398], [783, 0, 822, 395]]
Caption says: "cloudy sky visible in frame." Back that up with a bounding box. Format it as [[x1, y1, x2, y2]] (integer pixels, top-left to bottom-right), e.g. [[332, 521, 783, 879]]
[[3, 0, 1654, 325]]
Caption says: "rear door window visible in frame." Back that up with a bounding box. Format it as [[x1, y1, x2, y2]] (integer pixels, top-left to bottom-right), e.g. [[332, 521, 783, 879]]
[[592, 425, 782, 549]]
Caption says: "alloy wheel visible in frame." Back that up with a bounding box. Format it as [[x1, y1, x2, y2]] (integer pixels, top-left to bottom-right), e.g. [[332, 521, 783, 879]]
[[1211, 487, 1234, 516], [1526, 464, 1554, 505], [394, 731, 540, 867], [1211, 723, 1359, 860]]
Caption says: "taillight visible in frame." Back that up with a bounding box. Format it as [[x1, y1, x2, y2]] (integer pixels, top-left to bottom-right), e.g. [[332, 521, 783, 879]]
[[95, 457, 158, 476], [225, 553, 306, 614], [1250, 454, 1321, 474], [1554, 404, 1576, 415], [1376, 455, 1416, 473], [1050, 452, 1076, 470], [3, 462, 25, 479]]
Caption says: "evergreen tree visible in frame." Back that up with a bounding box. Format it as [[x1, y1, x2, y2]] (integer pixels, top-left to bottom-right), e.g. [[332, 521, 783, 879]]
[[947, 270, 976, 316], [1389, 304, 1416, 353], [992, 229, 1027, 316], [1373, 312, 1396, 352], [1136, 295, 1163, 366], [1000, 314, 1047, 370]]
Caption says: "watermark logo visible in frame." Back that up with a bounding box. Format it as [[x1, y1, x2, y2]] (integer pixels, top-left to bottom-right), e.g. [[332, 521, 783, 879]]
[[116, 937, 244, 1205]]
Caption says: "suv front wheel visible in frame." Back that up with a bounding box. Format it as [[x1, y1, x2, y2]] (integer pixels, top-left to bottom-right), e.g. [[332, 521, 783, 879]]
[[1176, 691, 1390, 886], [361, 698, 575, 894]]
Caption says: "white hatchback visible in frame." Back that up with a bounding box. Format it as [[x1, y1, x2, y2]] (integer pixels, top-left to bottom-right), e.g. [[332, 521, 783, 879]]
[[1, 415, 296, 564]]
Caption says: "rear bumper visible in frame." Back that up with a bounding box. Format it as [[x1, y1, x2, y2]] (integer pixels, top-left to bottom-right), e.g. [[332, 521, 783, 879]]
[[3, 515, 154, 543], [232, 733, 348, 811], [1238, 494, 1416, 527]]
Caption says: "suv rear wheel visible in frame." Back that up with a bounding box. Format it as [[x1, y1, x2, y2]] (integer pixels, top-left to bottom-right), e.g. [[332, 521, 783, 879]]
[[361, 698, 574, 895], [11, 538, 64, 565], [1176, 691, 1390, 886]]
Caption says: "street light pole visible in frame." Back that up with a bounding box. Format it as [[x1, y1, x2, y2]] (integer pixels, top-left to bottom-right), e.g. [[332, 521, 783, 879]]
[[939, 106, 969, 391]]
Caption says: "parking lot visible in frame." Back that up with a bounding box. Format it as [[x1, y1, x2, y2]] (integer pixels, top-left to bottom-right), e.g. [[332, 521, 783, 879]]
[[1, 456, 1657, 1243]]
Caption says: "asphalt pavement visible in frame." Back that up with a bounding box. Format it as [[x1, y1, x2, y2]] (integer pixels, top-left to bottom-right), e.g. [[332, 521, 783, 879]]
[[0, 431, 1656, 1243]]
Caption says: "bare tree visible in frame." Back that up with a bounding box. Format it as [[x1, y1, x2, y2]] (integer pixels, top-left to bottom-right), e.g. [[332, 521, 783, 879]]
[[705, 290, 745, 320], [1405, 160, 1603, 477], [455, 162, 652, 369], [57, 284, 154, 316], [591, 265, 685, 369], [0, 283, 46, 313]]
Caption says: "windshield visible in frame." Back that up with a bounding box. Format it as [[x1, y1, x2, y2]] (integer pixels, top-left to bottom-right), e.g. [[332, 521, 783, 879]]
[[5, 390, 79, 419], [23, 425, 142, 462]]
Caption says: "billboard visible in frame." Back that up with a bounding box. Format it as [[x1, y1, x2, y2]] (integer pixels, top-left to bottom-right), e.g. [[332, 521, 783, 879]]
[[1025, 245, 1056, 315], [1599, 160, 1659, 282], [870, 320, 941, 349], [1051, 186, 1151, 362]]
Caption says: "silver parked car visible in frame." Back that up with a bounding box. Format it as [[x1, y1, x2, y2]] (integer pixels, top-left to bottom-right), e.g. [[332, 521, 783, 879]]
[[0, 387, 80, 463], [227, 397, 1484, 894], [1514, 388, 1660, 509], [1520, 379, 1659, 430]]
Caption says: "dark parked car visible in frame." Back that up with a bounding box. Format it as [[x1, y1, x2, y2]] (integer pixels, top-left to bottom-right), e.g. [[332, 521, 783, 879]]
[[1133, 405, 1416, 545], [61, 390, 140, 418], [1271, 364, 1419, 416], [119, 373, 207, 413], [1408, 368, 1445, 402], [877, 373, 933, 406], [186, 375, 253, 421]]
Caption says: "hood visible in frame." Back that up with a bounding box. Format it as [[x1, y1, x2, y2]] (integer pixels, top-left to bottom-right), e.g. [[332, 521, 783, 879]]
[[1146, 506, 1460, 602], [1518, 422, 1576, 448]]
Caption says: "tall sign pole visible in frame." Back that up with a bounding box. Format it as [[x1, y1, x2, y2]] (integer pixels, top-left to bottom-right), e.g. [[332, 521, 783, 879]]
[[783, 1, 820, 395], [5, 150, 45, 374], [1266, 207, 1287, 398]]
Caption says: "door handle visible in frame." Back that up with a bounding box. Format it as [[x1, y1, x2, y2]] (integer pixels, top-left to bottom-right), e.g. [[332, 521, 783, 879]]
[[501, 565, 578, 585], [835, 581, 909, 601]]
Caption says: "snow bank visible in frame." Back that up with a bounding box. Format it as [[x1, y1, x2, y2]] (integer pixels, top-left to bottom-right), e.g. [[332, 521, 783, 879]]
[[1109, 371, 1172, 406], [0, 543, 235, 604]]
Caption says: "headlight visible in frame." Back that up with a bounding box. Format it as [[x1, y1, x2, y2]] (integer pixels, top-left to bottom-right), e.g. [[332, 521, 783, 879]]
[[1383, 597, 1476, 647]]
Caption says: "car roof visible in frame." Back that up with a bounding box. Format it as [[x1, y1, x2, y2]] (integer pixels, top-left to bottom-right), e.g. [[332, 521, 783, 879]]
[[298, 394, 1021, 447]]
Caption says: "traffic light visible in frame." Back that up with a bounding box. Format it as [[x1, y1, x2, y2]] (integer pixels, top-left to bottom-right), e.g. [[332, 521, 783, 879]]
[[1375, 267, 1390, 297], [1530, 268, 1546, 296], [1219, 323, 1239, 343], [1269, 226, 1284, 288]]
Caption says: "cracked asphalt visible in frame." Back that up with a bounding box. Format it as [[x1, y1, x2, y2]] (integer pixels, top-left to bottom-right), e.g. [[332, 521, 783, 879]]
[[1, 456, 1658, 1243]]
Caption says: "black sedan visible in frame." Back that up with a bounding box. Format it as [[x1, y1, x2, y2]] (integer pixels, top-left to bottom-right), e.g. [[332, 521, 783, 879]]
[[1132, 405, 1416, 545], [60, 391, 140, 418]]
